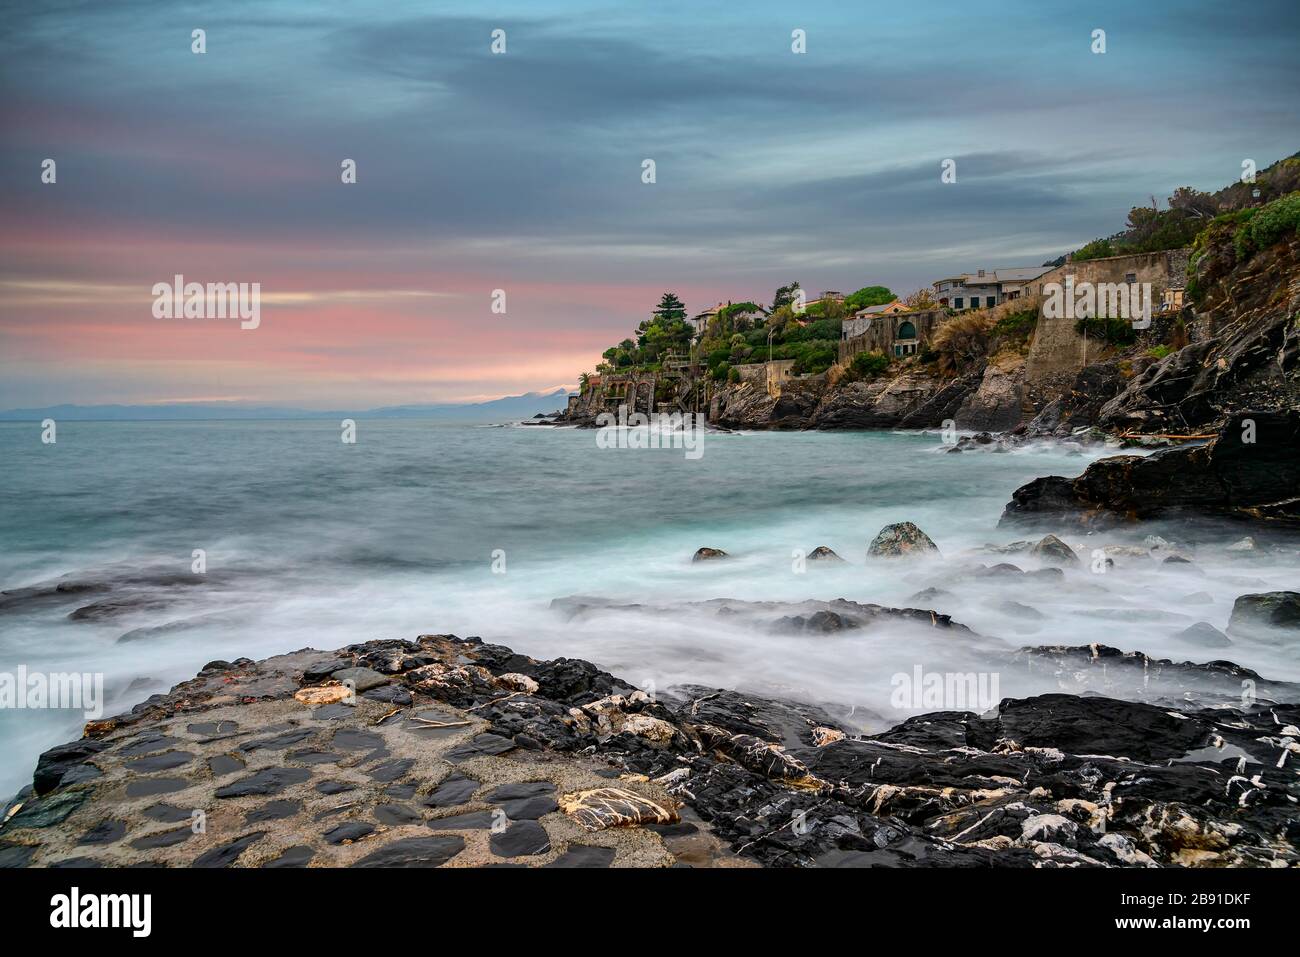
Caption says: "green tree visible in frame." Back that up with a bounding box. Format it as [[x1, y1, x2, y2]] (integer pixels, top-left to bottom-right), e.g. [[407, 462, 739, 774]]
[[843, 286, 895, 311], [653, 292, 688, 323]]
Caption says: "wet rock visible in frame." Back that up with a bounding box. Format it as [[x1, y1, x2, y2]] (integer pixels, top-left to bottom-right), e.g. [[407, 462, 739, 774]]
[[125, 750, 194, 773], [33, 739, 109, 795], [206, 754, 244, 776], [997, 601, 1045, 621], [323, 821, 375, 845], [485, 782, 558, 820], [490, 820, 552, 857], [545, 845, 616, 868], [130, 826, 192, 850], [330, 667, 390, 692], [426, 810, 496, 831], [263, 845, 314, 868], [142, 804, 193, 823], [352, 835, 464, 868], [78, 819, 127, 845], [1028, 534, 1078, 567], [424, 774, 480, 807], [367, 758, 414, 783], [446, 733, 515, 764], [692, 547, 728, 562], [1175, 622, 1232, 648], [1002, 411, 1300, 527], [314, 781, 354, 796], [373, 804, 422, 827], [868, 522, 939, 558], [246, 800, 302, 823], [1228, 591, 1300, 640], [7, 790, 87, 828], [126, 777, 190, 798], [908, 587, 951, 604], [0, 843, 37, 868], [559, 787, 680, 831], [193, 831, 265, 867], [807, 546, 844, 562], [215, 767, 311, 798]]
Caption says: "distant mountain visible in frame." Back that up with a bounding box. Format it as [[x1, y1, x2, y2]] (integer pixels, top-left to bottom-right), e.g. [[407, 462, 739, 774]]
[[0, 389, 571, 423]]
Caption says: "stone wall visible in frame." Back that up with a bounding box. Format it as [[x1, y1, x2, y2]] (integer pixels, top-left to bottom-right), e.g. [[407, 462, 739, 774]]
[[839, 309, 945, 363], [1023, 248, 1191, 411]]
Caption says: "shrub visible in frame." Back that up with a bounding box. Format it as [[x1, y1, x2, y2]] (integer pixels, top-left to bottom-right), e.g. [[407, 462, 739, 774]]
[[931, 310, 997, 374], [1146, 345, 1173, 360], [1074, 316, 1137, 347], [848, 350, 890, 380]]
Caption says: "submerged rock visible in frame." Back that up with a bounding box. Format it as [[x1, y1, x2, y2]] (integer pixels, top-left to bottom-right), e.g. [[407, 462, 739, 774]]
[[692, 547, 728, 562], [1228, 591, 1300, 640], [1027, 534, 1079, 567], [867, 522, 939, 558], [806, 546, 844, 562], [1175, 622, 1232, 648]]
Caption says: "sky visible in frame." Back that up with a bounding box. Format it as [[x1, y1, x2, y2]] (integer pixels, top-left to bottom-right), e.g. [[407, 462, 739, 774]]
[[1, 0, 1297, 409]]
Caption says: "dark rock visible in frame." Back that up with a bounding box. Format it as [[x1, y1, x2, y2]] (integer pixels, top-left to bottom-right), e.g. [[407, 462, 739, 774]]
[[367, 758, 414, 782], [485, 781, 558, 819], [1228, 591, 1300, 639], [245, 800, 302, 823], [263, 845, 315, 868], [206, 754, 245, 776], [215, 767, 311, 798], [692, 547, 728, 562], [424, 774, 480, 807], [142, 804, 193, 823], [807, 546, 844, 562], [1002, 412, 1300, 527], [130, 827, 192, 850], [33, 739, 110, 795], [1027, 534, 1079, 567], [867, 522, 939, 557], [330, 667, 390, 692], [545, 845, 616, 868], [332, 728, 384, 751], [352, 835, 464, 868], [426, 810, 496, 830], [78, 819, 127, 845], [446, 733, 515, 764], [8, 790, 87, 828], [0, 843, 37, 868], [314, 781, 354, 796], [193, 831, 265, 867], [126, 777, 190, 798], [489, 820, 551, 857], [125, 750, 194, 773], [323, 821, 375, 845], [1175, 622, 1232, 648], [373, 804, 422, 826]]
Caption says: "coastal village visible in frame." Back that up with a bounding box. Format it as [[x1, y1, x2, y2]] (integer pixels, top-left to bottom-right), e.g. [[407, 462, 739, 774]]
[[564, 246, 1192, 431], [564, 156, 1298, 437]]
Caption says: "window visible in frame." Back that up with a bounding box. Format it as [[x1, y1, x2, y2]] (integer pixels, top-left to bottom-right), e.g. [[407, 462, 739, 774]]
[[897, 321, 917, 340], [954, 297, 964, 308], [1125, 272, 1137, 284], [986, 296, 996, 308]]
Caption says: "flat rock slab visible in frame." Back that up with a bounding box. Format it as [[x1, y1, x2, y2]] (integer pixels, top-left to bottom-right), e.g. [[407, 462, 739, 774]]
[[330, 668, 390, 692], [485, 781, 558, 820], [490, 820, 552, 857], [426, 810, 496, 831], [215, 767, 312, 798], [352, 835, 465, 868], [424, 774, 479, 807]]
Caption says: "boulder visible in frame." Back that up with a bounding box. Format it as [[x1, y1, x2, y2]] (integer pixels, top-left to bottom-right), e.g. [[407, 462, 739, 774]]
[[867, 522, 939, 558], [692, 547, 728, 562], [806, 546, 844, 562], [1227, 592, 1300, 640], [1001, 411, 1300, 527], [1027, 534, 1079, 567], [1175, 622, 1232, 648]]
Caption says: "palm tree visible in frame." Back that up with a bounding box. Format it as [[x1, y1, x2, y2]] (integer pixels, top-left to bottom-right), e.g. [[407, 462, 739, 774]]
[[578, 372, 591, 393]]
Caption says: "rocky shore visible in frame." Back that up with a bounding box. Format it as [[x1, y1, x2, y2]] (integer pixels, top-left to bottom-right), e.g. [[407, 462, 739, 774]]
[[4, 618, 1298, 868]]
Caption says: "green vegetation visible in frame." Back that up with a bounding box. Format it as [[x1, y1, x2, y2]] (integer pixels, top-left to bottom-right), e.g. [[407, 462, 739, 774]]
[[1065, 154, 1300, 263], [843, 286, 896, 311], [1232, 192, 1300, 261], [1146, 345, 1173, 360], [990, 308, 1038, 344], [1074, 316, 1138, 347], [847, 350, 891, 380]]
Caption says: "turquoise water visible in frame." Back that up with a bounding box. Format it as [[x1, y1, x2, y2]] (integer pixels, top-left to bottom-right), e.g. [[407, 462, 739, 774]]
[[2, 419, 1298, 797]]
